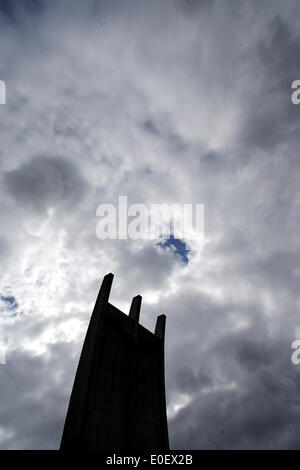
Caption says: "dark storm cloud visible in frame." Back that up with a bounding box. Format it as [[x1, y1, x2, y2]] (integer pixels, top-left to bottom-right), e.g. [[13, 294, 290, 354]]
[[170, 382, 297, 449], [241, 16, 300, 151], [143, 119, 161, 137], [0, 343, 77, 449], [161, 270, 300, 449], [169, 318, 299, 449], [0, 0, 44, 23], [248, 250, 300, 295], [3, 156, 86, 214], [175, 366, 212, 394], [233, 339, 275, 370]]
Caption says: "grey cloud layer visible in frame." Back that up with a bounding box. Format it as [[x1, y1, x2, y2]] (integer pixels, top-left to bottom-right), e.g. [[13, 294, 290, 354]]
[[0, 0, 300, 449]]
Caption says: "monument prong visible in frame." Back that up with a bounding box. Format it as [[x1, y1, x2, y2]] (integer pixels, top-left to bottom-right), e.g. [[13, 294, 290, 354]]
[[129, 295, 142, 322], [155, 314, 166, 340]]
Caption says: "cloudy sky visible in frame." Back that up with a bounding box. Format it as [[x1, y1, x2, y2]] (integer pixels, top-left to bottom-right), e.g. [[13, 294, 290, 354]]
[[1, 0, 300, 450]]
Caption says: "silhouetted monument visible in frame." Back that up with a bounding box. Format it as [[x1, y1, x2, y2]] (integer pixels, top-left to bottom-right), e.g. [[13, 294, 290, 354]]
[[60, 273, 169, 450]]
